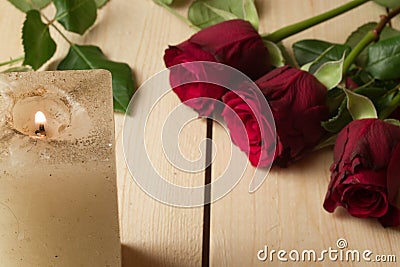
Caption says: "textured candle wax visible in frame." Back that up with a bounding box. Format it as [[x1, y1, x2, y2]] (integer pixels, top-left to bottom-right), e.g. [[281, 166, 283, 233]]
[[0, 70, 120, 266]]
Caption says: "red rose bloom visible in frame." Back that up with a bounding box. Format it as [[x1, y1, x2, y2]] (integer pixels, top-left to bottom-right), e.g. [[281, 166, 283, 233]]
[[324, 119, 400, 227], [221, 82, 276, 167], [164, 19, 271, 116], [257, 66, 329, 167]]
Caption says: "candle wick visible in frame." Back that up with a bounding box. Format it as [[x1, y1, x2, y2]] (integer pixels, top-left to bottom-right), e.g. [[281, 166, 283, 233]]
[[35, 124, 46, 137]]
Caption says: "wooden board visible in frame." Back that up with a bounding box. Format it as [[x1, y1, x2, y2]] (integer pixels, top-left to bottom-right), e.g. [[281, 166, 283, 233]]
[[1, 0, 399, 266], [210, 1, 400, 266]]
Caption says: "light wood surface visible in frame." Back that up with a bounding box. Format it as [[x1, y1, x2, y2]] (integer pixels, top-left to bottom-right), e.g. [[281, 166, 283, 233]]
[[1, 0, 399, 266]]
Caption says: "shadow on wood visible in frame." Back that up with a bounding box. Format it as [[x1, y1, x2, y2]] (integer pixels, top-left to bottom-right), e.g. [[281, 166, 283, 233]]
[[122, 245, 183, 267]]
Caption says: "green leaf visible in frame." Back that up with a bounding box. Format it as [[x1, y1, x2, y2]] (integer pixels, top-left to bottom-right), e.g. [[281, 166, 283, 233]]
[[277, 43, 296, 67], [300, 45, 335, 72], [322, 100, 352, 133], [344, 88, 378, 120], [373, 0, 399, 8], [313, 54, 345, 90], [202, 3, 238, 21], [188, 0, 259, 30], [293, 39, 351, 71], [323, 87, 384, 133], [242, 0, 259, 31], [378, 90, 400, 119], [57, 45, 135, 113], [346, 22, 400, 67], [53, 0, 97, 35], [264, 41, 285, 67], [153, 0, 174, 4], [7, 0, 51, 12], [22, 10, 56, 70], [355, 87, 389, 108], [384, 119, 400, 127], [95, 0, 109, 8], [366, 35, 400, 81]]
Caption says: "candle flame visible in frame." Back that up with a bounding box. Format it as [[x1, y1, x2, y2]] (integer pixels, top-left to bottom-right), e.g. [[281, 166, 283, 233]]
[[35, 111, 46, 124]]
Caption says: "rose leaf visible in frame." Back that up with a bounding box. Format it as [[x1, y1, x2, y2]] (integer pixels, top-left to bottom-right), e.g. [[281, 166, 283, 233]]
[[95, 0, 109, 8], [188, 0, 259, 30], [263, 41, 285, 67], [344, 88, 378, 120], [373, 0, 399, 8], [22, 10, 56, 70], [242, 0, 259, 31], [300, 45, 336, 72], [366, 35, 400, 81], [293, 39, 350, 71], [346, 22, 400, 67], [53, 0, 97, 35], [58, 45, 135, 113], [7, 0, 51, 12], [314, 54, 345, 90], [384, 119, 400, 127], [321, 99, 352, 133], [153, 0, 174, 5]]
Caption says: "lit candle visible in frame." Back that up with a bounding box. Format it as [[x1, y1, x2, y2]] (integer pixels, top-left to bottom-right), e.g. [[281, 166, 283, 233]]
[[34, 111, 46, 137], [0, 70, 121, 266]]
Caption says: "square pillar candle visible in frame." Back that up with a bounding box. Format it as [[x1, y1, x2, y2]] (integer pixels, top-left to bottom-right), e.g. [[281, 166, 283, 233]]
[[0, 70, 121, 266]]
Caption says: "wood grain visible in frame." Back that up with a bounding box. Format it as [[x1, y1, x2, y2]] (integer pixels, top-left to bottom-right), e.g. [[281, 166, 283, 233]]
[[0, 1, 204, 266], [1, 0, 400, 266], [95, 2, 205, 266]]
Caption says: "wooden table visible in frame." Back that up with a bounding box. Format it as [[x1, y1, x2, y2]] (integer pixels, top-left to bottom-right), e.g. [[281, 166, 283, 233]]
[[1, 0, 399, 266]]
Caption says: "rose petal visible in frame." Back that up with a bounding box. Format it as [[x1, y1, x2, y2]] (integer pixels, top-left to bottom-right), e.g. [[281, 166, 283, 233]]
[[378, 204, 400, 227], [387, 143, 400, 205]]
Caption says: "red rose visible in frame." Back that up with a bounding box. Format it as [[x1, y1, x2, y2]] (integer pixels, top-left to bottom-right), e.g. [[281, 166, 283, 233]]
[[257, 66, 329, 167], [221, 82, 275, 167], [164, 19, 271, 116], [324, 119, 400, 227]]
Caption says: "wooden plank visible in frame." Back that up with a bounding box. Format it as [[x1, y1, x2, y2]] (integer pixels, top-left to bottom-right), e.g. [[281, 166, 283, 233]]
[[90, 2, 206, 266], [210, 1, 399, 266], [0, 1, 205, 266]]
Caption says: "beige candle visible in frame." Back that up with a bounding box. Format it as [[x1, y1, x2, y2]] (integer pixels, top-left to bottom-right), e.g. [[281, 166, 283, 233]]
[[0, 70, 121, 266]]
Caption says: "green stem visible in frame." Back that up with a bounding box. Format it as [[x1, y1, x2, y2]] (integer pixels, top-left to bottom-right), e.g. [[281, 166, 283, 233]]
[[379, 90, 400, 119], [41, 12, 74, 45], [342, 5, 400, 75], [342, 31, 376, 75], [0, 56, 24, 67], [45, 16, 95, 69], [263, 0, 370, 43], [156, 2, 201, 31]]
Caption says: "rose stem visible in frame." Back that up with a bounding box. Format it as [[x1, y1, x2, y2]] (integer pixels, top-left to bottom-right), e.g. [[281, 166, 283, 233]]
[[154, 1, 201, 31], [342, 5, 400, 75], [0, 56, 24, 67], [41, 12, 95, 68], [379, 88, 400, 119], [262, 0, 370, 43]]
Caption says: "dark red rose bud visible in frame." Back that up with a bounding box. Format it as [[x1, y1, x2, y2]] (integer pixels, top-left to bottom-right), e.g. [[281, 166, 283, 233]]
[[345, 77, 359, 89], [324, 119, 400, 227], [164, 19, 271, 116], [256, 66, 329, 167], [221, 82, 275, 167]]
